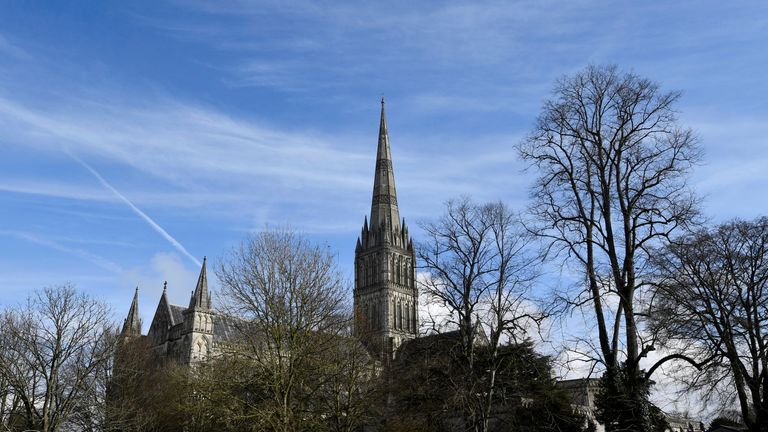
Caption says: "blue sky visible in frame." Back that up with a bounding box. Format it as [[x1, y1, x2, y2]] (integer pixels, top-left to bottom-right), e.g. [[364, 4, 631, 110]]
[[1, 0, 767, 336]]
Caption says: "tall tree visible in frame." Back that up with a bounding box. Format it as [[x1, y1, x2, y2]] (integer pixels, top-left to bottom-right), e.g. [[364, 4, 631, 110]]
[[650, 218, 768, 432], [418, 198, 543, 432], [0, 284, 115, 432], [517, 65, 701, 431], [215, 228, 362, 432]]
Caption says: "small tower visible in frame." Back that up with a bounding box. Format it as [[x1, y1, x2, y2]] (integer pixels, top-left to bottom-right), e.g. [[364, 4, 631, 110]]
[[354, 99, 418, 359], [121, 287, 142, 337], [182, 257, 215, 364]]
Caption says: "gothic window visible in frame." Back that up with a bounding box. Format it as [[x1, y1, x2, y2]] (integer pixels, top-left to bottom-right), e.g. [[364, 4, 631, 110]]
[[392, 298, 396, 327], [397, 300, 403, 329], [405, 302, 410, 331], [356, 262, 362, 287], [365, 303, 370, 328], [406, 260, 412, 286], [372, 303, 377, 330], [396, 257, 401, 284]]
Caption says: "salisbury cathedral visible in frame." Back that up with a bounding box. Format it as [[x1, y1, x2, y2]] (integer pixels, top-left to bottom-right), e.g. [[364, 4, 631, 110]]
[[120, 99, 419, 365], [115, 102, 702, 432]]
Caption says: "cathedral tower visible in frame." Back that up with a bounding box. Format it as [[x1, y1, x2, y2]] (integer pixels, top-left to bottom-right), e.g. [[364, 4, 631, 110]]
[[355, 99, 418, 358]]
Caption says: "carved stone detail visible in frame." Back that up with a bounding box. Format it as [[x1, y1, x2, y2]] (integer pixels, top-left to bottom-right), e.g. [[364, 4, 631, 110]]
[[372, 194, 398, 206], [375, 159, 393, 171]]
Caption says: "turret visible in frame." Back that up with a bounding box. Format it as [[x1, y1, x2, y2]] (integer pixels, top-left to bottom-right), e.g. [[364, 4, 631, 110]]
[[188, 256, 211, 310], [121, 287, 142, 337], [182, 257, 215, 363]]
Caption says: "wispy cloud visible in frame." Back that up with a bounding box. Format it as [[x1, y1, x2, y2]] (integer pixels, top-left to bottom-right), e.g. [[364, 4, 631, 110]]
[[0, 33, 30, 60], [67, 151, 202, 268], [0, 229, 124, 274]]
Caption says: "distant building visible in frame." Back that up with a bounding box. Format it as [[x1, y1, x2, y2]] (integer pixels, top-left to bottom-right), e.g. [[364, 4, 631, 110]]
[[555, 378, 705, 432], [556, 378, 603, 432]]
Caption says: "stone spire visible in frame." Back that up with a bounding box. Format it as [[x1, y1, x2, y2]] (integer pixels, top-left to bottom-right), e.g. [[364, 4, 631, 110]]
[[189, 257, 211, 310], [355, 100, 418, 360], [370, 97, 401, 233], [121, 286, 142, 336]]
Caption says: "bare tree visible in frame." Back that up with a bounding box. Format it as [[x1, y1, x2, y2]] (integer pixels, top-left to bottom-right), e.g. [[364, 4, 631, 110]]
[[418, 198, 543, 432], [215, 228, 354, 432], [310, 324, 379, 432], [517, 65, 701, 431], [0, 284, 115, 432], [650, 218, 768, 432]]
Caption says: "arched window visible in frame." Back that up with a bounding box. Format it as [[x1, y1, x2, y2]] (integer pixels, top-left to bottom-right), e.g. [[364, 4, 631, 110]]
[[397, 300, 403, 329], [392, 298, 396, 327], [396, 257, 401, 284], [406, 260, 411, 286], [405, 302, 410, 331], [357, 262, 362, 287], [372, 303, 378, 330], [373, 260, 378, 284], [365, 303, 370, 328]]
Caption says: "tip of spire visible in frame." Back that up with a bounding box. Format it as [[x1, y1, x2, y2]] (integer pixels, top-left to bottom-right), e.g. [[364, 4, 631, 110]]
[[163, 281, 167, 291], [381, 96, 385, 106], [203, 256, 207, 264]]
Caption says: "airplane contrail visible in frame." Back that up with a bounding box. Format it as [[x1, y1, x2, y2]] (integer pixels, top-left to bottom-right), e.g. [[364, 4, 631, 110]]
[[67, 151, 202, 268]]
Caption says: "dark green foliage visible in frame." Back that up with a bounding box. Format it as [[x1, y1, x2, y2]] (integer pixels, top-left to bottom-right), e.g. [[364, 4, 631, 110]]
[[594, 364, 668, 432], [385, 338, 588, 431]]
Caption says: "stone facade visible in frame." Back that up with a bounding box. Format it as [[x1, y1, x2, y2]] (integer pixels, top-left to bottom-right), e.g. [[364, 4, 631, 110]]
[[121, 257, 235, 366]]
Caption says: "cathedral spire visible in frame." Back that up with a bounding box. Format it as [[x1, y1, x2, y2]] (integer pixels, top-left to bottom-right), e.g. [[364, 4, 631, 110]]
[[370, 98, 400, 233], [189, 256, 211, 310], [121, 286, 142, 336], [355, 99, 418, 360]]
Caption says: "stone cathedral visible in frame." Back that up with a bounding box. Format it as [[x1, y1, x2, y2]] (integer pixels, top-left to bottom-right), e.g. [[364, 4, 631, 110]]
[[354, 99, 418, 358], [120, 99, 418, 364]]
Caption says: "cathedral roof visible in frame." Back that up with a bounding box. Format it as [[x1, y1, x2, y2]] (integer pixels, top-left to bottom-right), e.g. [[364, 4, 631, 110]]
[[168, 304, 185, 325], [213, 315, 239, 341]]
